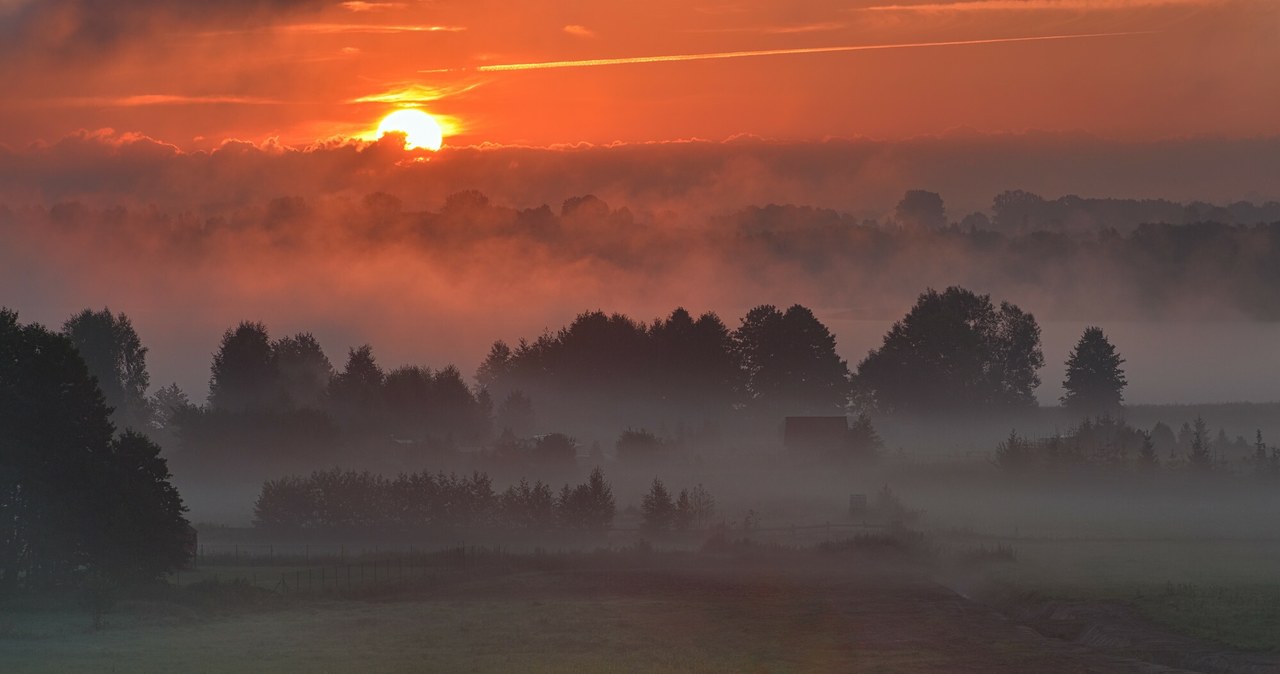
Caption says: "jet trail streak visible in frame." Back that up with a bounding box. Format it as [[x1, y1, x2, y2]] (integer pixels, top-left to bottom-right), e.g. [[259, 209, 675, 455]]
[[421, 31, 1150, 74]]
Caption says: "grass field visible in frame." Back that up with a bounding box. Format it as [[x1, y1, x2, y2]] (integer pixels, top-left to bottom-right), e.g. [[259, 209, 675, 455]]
[[949, 535, 1280, 652], [0, 543, 1173, 674]]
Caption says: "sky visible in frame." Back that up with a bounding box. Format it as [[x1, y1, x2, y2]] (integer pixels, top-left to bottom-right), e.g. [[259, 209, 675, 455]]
[[2, 0, 1279, 405], [0, 0, 1276, 148]]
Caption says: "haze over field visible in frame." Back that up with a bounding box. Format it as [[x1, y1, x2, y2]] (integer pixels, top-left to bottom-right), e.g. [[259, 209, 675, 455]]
[[4, 1, 1280, 672]]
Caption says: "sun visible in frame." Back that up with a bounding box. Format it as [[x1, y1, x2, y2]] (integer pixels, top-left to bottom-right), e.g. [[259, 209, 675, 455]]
[[376, 108, 444, 151]]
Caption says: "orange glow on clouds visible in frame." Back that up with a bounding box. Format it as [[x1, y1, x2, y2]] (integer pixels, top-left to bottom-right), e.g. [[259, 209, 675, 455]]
[[0, 0, 1275, 149]]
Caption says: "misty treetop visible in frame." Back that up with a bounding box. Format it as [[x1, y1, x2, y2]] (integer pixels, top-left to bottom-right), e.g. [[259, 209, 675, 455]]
[[61, 307, 153, 433], [1, 309, 189, 593], [855, 287, 1044, 415]]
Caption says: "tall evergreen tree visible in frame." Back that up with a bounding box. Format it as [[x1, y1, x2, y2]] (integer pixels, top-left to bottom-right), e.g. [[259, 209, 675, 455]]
[[1061, 327, 1127, 417]]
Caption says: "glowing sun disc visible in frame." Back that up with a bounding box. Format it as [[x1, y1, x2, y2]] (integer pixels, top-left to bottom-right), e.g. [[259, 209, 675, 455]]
[[377, 108, 444, 151]]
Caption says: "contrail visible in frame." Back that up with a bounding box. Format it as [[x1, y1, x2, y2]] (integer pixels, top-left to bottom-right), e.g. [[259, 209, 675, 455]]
[[420, 31, 1151, 74]]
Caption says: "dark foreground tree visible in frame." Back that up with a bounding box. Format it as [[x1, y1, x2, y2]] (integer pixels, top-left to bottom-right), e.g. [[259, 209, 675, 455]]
[[1, 310, 188, 592], [855, 287, 1043, 414], [1061, 327, 1126, 418], [62, 308, 152, 432]]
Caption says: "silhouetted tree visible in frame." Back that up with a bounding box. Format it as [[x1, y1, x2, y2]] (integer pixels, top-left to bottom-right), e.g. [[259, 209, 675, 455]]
[[1188, 416, 1212, 472], [1061, 327, 1126, 418], [1149, 421, 1177, 457], [329, 345, 384, 429], [62, 308, 152, 432], [383, 365, 433, 440], [895, 190, 946, 231], [640, 478, 676, 533], [733, 304, 849, 415], [94, 431, 190, 583], [499, 479, 557, 530], [686, 484, 715, 529], [272, 332, 333, 410], [475, 340, 514, 394], [209, 321, 275, 412], [674, 489, 694, 530], [1137, 431, 1159, 469], [148, 383, 192, 431], [1, 310, 188, 591], [994, 429, 1033, 472], [556, 467, 616, 531], [855, 287, 1043, 414], [650, 308, 743, 420], [616, 428, 669, 465]]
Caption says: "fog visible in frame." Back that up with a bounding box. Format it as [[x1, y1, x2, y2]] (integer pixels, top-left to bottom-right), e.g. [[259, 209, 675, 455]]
[[4, 133, 1280, 411], [7, 136, 1280, 671]]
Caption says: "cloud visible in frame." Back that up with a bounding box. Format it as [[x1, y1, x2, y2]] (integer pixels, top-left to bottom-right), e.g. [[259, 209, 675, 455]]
[[25, 94, 283, 108], [263, 22, 466, 34], [0, 0, 329, 55], [563, 24, 597, 38], [350, 83, 481, 105], [862, 0, 1217, 12], [340, 1, 405, 10], [686, 22, 846, 34]]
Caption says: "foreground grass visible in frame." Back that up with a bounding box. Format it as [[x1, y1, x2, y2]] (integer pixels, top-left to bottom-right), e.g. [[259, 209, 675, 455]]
[[1133, 583, 1280, 652], [0, 594, 851, 673], [960, 536, 1280, 652]]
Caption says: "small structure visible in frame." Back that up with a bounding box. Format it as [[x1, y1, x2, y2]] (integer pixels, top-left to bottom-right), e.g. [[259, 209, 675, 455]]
[[783, 416, 850, 454]]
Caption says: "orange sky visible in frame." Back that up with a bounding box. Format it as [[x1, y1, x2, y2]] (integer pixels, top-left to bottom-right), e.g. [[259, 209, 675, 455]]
[[1, 0, 1276, 150]]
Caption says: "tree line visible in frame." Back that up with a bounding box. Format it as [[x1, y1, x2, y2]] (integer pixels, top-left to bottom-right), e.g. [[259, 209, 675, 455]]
[[995, 415, 1280, 477], [58, 287, 1136, 475], [253, 467, 619, 533]]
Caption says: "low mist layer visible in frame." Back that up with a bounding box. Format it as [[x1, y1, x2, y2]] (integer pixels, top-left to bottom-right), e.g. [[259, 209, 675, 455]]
[[3, 133, 1279, 405]]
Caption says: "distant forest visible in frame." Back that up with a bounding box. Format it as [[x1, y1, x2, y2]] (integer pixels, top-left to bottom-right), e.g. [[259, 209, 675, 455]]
[[9, 188, 1280, 320]]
